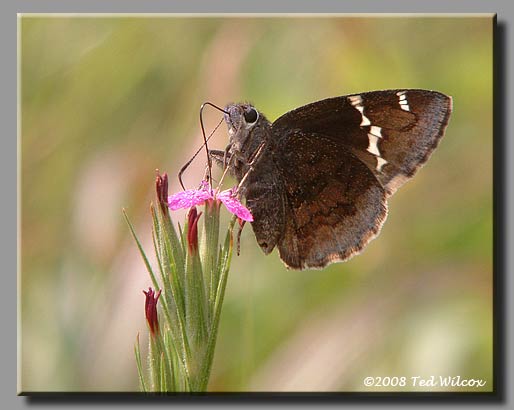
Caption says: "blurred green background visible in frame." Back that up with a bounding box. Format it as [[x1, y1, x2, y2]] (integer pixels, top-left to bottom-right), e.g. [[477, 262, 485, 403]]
[[20, 16, 493, 392]]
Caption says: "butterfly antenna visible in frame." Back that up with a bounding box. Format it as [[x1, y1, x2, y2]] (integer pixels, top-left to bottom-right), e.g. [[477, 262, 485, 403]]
[[178, 120, 222, 190], [178, 102, 228, 190], [199, 102, 229, 190]]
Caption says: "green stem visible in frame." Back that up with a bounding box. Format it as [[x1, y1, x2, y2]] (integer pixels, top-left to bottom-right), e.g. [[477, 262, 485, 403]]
[[201, 200, 221, 321], [198, 220, 234, 390]]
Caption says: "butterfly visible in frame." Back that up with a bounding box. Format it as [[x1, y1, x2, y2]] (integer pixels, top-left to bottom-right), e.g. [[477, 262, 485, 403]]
[[210, 90, 452, 270]]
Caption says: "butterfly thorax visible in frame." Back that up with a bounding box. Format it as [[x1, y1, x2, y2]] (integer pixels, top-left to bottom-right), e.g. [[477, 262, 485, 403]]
[[223, 103, 286, 254]]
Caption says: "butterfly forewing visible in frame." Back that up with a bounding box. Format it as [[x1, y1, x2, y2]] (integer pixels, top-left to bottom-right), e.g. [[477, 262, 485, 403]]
[[272, 89, 452, 195]]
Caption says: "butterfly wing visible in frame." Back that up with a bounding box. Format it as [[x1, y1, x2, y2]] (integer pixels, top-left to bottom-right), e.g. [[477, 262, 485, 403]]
[[272, 89, 452, 195], [273, 130, 388, 269]]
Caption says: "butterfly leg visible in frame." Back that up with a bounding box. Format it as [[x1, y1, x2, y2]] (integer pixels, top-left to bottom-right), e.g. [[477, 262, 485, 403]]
[[209, 149, 227, 167], [236, 141, 267, 194], [236, 219, 246, 256], [209, 144, 233, 168], [223, 144, 232, 170]]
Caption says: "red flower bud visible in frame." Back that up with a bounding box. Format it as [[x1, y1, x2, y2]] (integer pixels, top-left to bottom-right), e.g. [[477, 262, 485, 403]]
[[155, 171, 169, 215], [143, 287, 161, 336], [187, 206, 202, 254]]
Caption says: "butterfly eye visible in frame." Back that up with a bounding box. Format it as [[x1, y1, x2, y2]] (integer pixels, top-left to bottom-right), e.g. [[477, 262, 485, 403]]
[[243, 107, 258, 124]]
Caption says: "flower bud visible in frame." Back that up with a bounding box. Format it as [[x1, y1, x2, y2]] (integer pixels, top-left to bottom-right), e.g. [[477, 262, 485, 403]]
[[155, 171, 169, 215], [187, 206, 202, 253], [143, 287, 161, 336]]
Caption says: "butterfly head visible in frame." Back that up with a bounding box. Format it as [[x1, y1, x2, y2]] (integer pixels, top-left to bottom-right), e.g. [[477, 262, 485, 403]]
[[224, 103, 271, 151], [224, 103, 259, 133]]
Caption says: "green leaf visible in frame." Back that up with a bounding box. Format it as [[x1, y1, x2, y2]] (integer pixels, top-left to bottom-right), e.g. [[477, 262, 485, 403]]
[[159, 352, 167, 392], [163, 330, 179, 391], [149, 335, 162, 391], [150, 206, 176, 324], [157, 198, 185, 283], [134, 334, 147, 392], [123, 209, 159, 290]]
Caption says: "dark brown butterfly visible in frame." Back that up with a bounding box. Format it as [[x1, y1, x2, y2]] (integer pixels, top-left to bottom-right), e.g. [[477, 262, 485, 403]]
[[211, 90, 452, 270]]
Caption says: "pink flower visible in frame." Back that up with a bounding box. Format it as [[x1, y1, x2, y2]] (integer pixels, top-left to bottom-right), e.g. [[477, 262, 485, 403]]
[[167, 181, 253, 222], [167, 181, 213, 211], [216, 189, 253, 222]]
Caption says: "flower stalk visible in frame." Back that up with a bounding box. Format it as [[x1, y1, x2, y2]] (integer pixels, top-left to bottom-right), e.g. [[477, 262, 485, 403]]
[[125, 172, 250, 392]]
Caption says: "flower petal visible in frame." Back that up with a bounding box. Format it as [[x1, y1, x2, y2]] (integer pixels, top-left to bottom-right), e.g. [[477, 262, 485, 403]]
[[217, 189, 254, 222], [168, 188, 213, 210]]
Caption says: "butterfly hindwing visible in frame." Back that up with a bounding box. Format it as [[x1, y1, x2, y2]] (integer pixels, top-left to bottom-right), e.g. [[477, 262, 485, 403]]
[[273, 130, 387, 269]]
